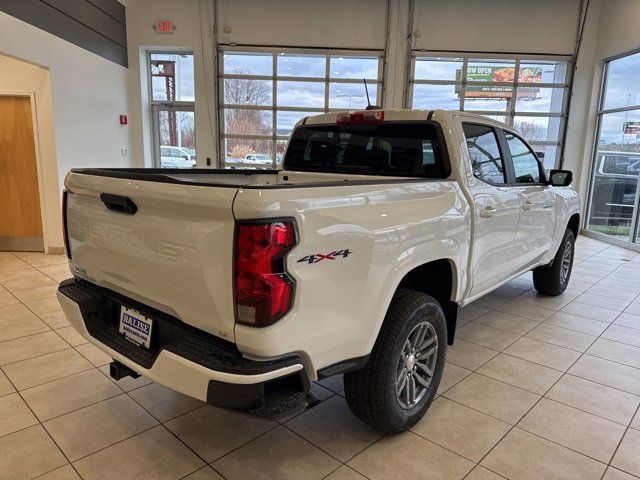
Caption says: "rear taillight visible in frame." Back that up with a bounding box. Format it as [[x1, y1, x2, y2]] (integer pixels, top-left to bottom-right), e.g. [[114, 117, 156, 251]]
[[234, 220, 297, 327], [62, 190, 71, 259], [336, 110, 384, 124]]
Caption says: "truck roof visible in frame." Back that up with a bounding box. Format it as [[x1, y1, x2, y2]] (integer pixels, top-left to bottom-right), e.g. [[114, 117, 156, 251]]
[[299, 109, 508, 129]]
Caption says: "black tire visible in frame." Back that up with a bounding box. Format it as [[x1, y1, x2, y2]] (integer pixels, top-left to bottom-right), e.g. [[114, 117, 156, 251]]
[[533, 228, 575, 296], [344, 291, 447, 433]]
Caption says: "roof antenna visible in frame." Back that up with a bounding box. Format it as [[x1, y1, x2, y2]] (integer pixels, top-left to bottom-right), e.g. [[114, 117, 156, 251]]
[[363, 78, 381, 110]]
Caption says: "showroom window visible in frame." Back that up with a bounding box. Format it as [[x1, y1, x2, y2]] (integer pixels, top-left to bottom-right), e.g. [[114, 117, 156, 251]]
[[148, 52, 196, 168], [219, 48, 383, 169], [408, 53, 571, 170], [585, 50, 640, 245]]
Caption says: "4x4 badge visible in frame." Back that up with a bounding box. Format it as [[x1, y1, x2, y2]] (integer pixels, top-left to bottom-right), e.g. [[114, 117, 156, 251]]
[[297, 249, 352, 264]]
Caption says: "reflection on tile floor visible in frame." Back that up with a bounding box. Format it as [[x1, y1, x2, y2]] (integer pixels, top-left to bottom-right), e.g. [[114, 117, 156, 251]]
[[0, 238, 640, 479]]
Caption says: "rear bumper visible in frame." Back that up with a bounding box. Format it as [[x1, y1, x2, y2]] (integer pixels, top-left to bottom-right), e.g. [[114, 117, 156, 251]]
[[57, 279, 307, 411]]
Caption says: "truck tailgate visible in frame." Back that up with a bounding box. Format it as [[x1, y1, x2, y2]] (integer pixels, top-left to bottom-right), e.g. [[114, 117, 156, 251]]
[[64, 172, 238, 341]]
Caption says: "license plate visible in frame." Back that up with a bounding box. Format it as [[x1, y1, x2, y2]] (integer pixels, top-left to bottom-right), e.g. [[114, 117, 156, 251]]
[[119, 306, 153, 349]]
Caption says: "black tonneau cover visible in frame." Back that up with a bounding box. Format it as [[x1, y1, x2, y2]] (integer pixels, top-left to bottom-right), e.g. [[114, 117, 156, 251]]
[[70, 168, 446, 189], [70, 168, 279, 188]]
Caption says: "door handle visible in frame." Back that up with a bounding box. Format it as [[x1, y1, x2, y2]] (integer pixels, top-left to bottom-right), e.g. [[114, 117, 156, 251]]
[[100, 193, 138, 215], [522, 200, 535, 211], [480, 205, 496, 218]]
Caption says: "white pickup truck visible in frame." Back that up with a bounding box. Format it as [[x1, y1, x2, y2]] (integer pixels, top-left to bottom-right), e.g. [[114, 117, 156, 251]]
[[57, 109, 580, 433]]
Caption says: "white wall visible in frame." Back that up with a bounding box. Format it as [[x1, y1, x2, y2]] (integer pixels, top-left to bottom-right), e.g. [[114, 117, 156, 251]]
[[563, 0, 602, 206], [5, 0, 632, 248], [123, 0, 217, 168], [124, 0, 391, 168], [594, 0, 640, 59], [217, 0, 387, 49], [0, 12, 131, 252], [125, 0, 585, 168], [413, 0, 580, 54]]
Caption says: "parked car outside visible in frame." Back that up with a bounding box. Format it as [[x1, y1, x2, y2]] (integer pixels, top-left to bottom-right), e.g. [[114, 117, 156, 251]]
[[588, 151, 640, 235], [160, 146, 196, 168], [244, 153, 273, 166]]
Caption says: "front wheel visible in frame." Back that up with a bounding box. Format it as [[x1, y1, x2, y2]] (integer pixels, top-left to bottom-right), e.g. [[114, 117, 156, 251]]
[[533, 228, 575, 296], [344, 291, 446, 433]]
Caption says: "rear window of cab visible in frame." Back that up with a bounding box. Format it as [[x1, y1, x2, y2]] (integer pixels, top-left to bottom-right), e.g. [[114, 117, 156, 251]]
[[284, 123, 450, 178]]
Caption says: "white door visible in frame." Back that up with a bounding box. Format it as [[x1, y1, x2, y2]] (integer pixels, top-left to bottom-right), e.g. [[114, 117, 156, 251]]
[[503, 131, 556, 266], [462, 123, 523, 297]]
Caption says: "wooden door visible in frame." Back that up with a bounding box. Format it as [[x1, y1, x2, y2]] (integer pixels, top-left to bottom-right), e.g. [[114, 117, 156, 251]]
[[0, 96, 43, 251]]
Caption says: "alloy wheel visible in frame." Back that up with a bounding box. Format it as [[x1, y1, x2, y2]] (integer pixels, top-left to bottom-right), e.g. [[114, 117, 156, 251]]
[[560, 239, 572, 285], [395, 321, 438, 409]]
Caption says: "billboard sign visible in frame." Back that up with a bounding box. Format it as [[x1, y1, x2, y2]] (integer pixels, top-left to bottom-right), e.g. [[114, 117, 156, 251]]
[[624, 121, 640, 135], [458, 66, 542, 99]]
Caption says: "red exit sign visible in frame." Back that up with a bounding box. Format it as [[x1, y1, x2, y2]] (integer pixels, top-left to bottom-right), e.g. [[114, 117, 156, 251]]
[[155, 20, 174, 34]]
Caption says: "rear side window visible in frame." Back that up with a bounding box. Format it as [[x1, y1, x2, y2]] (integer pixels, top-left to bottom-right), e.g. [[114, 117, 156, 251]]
[[462, 123, 506, 184], [505, 132, 542, 184], [284, 123, 449, 178]]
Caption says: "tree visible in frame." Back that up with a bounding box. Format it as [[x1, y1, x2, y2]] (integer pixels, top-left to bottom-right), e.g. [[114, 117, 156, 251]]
[[224, 71, 272, 156], [159, 111, 195, 149], [224, 77, 271, 135], [224, 72, 270, 106], [159, 113, 170, 146], [513, 119, 546, 142], [179, 113, 195, 148], [225, 110, 270, 136], [230, 144, 254, 158]]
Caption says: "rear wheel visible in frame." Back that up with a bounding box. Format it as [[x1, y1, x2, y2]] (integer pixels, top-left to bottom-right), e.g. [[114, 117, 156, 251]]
[[344, 291, 446, 433], [533, 228, 575, 296]]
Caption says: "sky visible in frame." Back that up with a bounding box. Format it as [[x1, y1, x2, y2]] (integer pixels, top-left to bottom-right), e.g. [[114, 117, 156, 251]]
[[223, 52, 379, 79], [413, 57, 567, 83], [151, 52, 588, 167], [150, 53, 195, 101], [222, 52, 378, 110], [597, 52, 640, 146], [220, 53, 568, 165], [603, 53, 640, 110], [412, 57, 567, 114], [153, 52, 564, 131], [599, 109, 640, 146], [412, 57, 567, 150]]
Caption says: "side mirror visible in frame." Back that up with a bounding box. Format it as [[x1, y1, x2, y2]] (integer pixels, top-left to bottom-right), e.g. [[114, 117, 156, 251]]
[[549, 169, 573, 187]]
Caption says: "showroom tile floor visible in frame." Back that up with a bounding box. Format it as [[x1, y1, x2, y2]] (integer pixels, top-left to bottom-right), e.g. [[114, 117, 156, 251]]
[[0, 236, 640, 479]]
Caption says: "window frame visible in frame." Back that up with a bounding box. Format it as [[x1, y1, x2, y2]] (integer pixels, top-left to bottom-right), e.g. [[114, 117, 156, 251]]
[[499, 128, 547, 186], [151, 103, 196, 167], [462, 122, 510, 187], [218, 46, 384, 169], [408, 52, 572, 169], [584, 48, 640, 247], [147, 51, 196, 168]]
